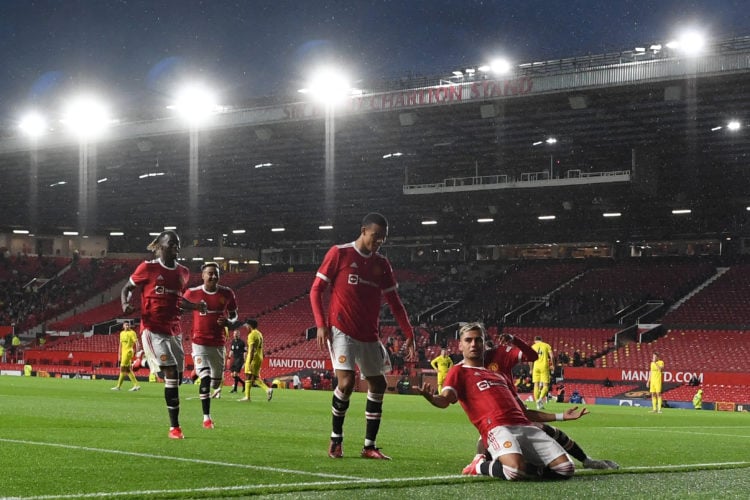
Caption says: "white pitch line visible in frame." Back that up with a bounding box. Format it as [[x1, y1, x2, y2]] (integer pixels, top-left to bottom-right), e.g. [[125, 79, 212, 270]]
[[2, 475, 469, 500], [8, 463, 750, 500], [0, 438, 359, 480], [604, 427, 750, 439], [624, 461, 750, 471]]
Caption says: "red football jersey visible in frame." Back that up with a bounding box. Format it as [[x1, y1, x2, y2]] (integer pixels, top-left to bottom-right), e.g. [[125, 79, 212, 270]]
[[314, 242, 398, 342], [443, 364, 532, 437], [129, 258, 190, 336], [183, 285, 238, 347], [485, 345, 524, 379]]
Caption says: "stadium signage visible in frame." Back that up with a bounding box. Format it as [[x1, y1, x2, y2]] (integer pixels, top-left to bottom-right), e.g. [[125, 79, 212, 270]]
[[282, 77, 534, 119], [621, 370, 703, 384], [265, 357, 329, 370]]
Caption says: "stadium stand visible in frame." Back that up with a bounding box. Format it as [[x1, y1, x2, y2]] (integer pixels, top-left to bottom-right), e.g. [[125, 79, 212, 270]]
[[663, 264, 750, 326]]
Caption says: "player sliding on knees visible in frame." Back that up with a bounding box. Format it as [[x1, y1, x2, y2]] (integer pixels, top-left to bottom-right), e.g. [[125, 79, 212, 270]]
[[467, 329, 618, 471], [415, 323, 575, 480]]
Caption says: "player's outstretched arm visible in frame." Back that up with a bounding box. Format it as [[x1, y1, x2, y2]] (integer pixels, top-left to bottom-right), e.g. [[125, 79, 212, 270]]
[[413, 383, 455, 408], [525, 405, 589, 423]]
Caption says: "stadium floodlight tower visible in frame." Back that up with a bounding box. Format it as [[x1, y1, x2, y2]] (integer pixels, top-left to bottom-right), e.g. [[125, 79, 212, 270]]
[[61, 94, 113, 237], [169, 83, 222, 242], [666, 29, 706, 56], [299, 66, 355, 224], [19, 111, 48, 234]]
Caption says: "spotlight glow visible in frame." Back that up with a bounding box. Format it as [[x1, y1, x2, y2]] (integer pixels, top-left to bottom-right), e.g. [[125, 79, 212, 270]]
[[300, 66, 352, 105], [61, 95, 112, 139], [19, 112, 47, 137]]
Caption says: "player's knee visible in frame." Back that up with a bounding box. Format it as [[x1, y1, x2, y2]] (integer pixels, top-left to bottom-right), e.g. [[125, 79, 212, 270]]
[[550, 460, 575, 479], [500, 464, 524, 481]]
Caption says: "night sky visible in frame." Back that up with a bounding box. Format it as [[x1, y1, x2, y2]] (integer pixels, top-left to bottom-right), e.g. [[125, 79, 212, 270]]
[[1, 0, 749, 126]]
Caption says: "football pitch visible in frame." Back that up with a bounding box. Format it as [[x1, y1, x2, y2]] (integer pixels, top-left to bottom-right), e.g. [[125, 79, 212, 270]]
[[1, 376, 748, 499]]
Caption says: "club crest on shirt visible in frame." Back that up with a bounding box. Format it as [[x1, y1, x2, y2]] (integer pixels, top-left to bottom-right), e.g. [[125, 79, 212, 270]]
[[338, 355, 347, 363], [195, 356, 202, 364], [503, 441, 513, 449], [160, 354, 168, 362], [487, 362, 499, 372]]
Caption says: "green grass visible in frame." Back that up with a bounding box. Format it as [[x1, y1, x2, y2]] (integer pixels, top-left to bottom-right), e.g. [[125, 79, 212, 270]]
[[1, 376, 749, 499]]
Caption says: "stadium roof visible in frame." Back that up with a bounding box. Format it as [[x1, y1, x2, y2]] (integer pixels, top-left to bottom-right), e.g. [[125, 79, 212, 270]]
[[2, 35, 750, 252]]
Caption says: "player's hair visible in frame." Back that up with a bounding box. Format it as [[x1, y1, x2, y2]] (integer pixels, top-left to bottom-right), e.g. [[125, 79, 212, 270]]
[[146, 230, 179, 252], [535, 335, 542, 341], [458, 322, 486, 341], [362, 212, 388, 228], [201, 261, 220, 274], [245, 318, 258, 329]]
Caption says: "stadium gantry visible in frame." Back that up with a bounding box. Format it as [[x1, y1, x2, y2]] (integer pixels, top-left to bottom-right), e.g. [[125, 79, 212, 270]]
[[2, 34, 750, 255]]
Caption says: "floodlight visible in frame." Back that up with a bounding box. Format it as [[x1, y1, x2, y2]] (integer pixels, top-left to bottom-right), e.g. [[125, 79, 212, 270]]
[[163, 226, 177, 230], [671, 209, 692, 215], [271, 227, 286, 232], [421, 220, 437, 225], [602, 212, 622, 218], [476, 218, 494, 223], [63, 231, 79, 236], [300, 66, 353, 104], [109, 231, 124, 236], [545, 137, 558, 145], [61, 95, 112, 139], [727, 120, 741, 131], [319, 225, 334, 230], [13, 229, 30, 234], [169, 83, 221, 124], [668, 30, 706, 55], [538, 215, 556, 220], [19, 112, 47, 138], [489, 58, 512, 74], [232, 229, 246, 234]]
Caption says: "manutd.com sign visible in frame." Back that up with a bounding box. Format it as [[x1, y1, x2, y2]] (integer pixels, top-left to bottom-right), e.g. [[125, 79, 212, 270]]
[[264, 358, 331, 370], [620, 370, 702, 383]]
